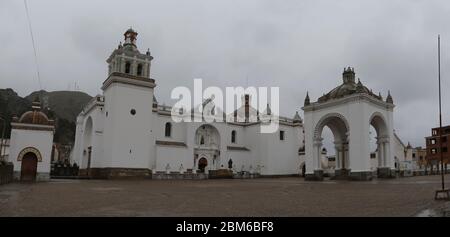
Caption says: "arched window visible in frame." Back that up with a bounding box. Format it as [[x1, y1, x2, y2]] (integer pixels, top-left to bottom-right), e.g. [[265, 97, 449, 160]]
[[137, 64, 143, 76], [231, 130, 236, 143], [200, 136, 205, 145], [125, 62, 131, 74], [279, 130, 285, 140], [165, 122, 172, 137]]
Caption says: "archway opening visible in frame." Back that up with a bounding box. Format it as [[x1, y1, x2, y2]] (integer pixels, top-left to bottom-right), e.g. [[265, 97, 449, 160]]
[[21, 152, 38, 182], [321, 126, 334, 172], [194, 124, 220, 172], [369, 114, 389, 173], [369, 125, 378, 171], [82, 117, 93, 170], [198, 158, 208, 173], [314, 114, 350, 178]]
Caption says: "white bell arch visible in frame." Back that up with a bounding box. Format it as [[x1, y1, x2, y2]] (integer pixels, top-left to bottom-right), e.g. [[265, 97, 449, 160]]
[[303, 67, 396, 181]]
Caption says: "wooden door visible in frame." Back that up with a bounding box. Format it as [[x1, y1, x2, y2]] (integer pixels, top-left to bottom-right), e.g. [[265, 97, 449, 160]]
[[21, 152, 38, 182]]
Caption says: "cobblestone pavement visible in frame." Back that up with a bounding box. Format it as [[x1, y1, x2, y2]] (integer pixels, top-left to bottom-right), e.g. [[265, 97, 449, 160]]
[[1, 175, 449, 217]]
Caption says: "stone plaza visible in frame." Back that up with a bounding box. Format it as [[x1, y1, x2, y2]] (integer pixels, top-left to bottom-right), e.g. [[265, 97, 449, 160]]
[[1, 175, 449, 217]]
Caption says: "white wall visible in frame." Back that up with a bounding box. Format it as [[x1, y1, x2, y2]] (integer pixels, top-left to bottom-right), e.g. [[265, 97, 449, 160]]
[[155, 145, 191, 172], [304, 95, 395, 175], [102, 83, 155, 169], [9, 128, 53, 180]]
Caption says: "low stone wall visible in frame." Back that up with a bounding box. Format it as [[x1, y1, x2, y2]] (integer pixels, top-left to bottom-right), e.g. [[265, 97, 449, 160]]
[[233, 171, 260, 179], [209, 169, 233, 179], [0, 162, 14, 185], [79, 168, 152, 179], [152, 172, 208, 180]]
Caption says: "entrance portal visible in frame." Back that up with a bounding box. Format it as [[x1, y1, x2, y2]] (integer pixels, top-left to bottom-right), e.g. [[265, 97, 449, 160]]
[[198, 158, 208, 173], [21, 152, 38, 181]]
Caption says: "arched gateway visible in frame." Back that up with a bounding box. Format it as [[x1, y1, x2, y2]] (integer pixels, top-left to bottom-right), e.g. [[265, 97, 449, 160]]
[[302, 67, 396, 181], [193, 124, 221, 173]]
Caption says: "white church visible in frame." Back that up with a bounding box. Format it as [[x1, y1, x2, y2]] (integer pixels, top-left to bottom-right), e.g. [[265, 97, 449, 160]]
[[71, 28, 405, 180]]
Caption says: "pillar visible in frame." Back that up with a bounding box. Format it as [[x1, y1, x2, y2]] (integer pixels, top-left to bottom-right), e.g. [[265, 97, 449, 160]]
[[334, 143, 341, 170], [305, 137, 324, 181], [313, 138, 323, 170], [377, 136, 394, 178], [376, 137, 383, 167]]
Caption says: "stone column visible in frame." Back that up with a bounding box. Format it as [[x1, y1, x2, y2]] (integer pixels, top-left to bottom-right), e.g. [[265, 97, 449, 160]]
[[334, 144, 341, 170], [306, 137, 324, 181], [381, 140, 385, 167], [193, 157, 197, 174], [377, 136, 393, 178], [313, 138, 323, 170], [384, 139, 391, 168], [342, 142, 349, 169], [376, 137, 383, 167]]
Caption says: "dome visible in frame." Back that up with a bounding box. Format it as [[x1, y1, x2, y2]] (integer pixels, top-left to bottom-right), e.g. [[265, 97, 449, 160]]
[[317, 67, 382, 103], [18, 110, 53, 125], [125, 27, 137, 34]]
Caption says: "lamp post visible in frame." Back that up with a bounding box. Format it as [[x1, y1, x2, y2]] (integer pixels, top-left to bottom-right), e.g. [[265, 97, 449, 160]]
[[435, 35, 450, 200]]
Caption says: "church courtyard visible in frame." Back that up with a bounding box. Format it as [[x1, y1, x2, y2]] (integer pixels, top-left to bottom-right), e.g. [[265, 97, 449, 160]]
[[0, 175, 449, 217]]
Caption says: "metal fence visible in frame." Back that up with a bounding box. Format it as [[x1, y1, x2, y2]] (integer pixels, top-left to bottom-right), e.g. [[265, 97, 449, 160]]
[[0, 162, 13, 185]]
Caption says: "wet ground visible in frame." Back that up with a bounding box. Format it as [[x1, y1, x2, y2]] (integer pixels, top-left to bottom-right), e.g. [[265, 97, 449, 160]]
[[1, 175, 449, 216]]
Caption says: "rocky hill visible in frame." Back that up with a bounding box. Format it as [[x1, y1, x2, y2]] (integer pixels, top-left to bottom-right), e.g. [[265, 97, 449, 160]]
[[0, 89, 92, 144]]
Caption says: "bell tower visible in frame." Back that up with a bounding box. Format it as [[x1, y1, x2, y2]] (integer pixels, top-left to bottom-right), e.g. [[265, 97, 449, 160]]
[[101, 28, 156, 174], [106, 28, 153, 77]]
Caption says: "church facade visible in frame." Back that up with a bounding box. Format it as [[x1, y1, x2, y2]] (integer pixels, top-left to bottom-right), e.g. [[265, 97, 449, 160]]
[[72, 29, 305, 179], [72, 28, 410, 180]]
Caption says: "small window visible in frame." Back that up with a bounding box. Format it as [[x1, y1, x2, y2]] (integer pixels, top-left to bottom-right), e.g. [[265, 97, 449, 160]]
[[231, 130, 236, 143], [125, 62, 131, 74], [200, 136, 205, 145], [165, 122, 172, 137], [433, 129, 437, 135], [137, 64, 143, 76], [431, 139, 436, 145], [412, 153, 416, 158], [130, 109, 136, 115], [280, 130, 285, 141], [431, 148, 437, 154]]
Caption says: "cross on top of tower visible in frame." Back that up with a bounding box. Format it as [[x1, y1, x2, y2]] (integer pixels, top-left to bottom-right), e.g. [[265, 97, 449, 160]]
[[124, 27, 138, 46]]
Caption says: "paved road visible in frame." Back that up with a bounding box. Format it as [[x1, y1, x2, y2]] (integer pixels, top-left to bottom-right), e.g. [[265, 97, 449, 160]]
[[1, 175, 449, 216]]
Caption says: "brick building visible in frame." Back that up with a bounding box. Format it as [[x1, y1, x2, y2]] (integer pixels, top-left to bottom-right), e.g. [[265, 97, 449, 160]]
[[425, 125, 450, 173]]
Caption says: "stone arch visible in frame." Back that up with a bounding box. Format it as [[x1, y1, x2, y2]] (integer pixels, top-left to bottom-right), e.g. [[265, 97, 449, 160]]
[[193, 124, 221, 172], [17, 147, 42, 162], [369, 112, 390, 170], [314, 113, 350, 142], [198, 157, 208, 172], [81, 116, 93, 169], [194, 124, 221, 148], [313, 113, 350, 174], [125, 61, 131, 74], [165, 122, 172, 137], [20, 152, 38, 182], [369, 112, 389, 137], [300, 161, 306, 177], [137, 63, 143, 76]]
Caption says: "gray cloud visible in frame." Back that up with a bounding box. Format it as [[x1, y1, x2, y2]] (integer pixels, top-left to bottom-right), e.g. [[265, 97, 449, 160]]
[[1, 0, 450, 148]]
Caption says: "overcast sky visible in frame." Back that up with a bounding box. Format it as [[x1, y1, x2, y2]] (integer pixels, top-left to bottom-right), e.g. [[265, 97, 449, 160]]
[[1, 0, 450, 148]]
